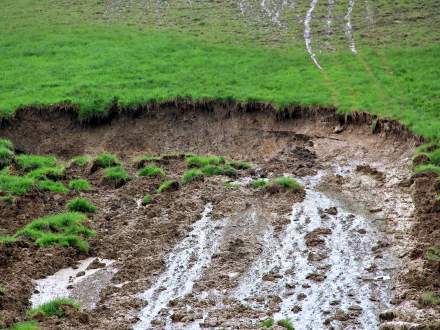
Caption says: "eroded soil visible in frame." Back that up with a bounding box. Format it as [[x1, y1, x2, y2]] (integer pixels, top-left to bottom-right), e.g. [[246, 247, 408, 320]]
[[1, 106, 439, 329]]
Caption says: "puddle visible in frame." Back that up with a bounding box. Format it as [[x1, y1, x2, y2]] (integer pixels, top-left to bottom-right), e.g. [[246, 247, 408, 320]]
[[304, 0, 322, 69], [31, 257, 116, 309], [234, 170, 397, 329], [134, 203, 227, 329]]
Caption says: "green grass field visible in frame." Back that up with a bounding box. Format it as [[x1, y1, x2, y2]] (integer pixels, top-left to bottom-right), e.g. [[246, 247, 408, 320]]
[[1, 0, 440, 140]]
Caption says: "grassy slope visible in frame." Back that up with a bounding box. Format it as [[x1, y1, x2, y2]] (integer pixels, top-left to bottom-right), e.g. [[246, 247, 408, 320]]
[[1, 0, 439, 139]]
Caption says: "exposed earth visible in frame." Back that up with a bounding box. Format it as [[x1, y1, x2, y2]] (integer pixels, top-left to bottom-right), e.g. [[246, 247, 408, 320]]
[[0, 104, 439, 329]]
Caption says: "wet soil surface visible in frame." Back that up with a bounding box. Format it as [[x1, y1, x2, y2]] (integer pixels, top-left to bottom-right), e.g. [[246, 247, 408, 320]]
[[1, 107, 439, 329]]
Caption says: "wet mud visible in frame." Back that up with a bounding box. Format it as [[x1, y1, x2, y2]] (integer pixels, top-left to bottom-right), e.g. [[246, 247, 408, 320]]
[[0, 104, 439, 329]]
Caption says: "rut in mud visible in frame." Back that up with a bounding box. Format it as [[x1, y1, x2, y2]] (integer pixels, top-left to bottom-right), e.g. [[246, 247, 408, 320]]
[[1, 104, 438, 329]]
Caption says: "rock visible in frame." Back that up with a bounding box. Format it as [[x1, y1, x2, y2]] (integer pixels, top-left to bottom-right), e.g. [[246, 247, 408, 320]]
[[76, 271, 86, 277], [325, 207, 338, 215], [348, 305, 362, 312], [329, 300, 340, 306], [297, 293, 307, 301], [306, 273, 326, 282], [379, 310, 396, 321], [357, 228, 367, 234], [334, 309, 349, 321], [291, 305, 302, 313], [334, 125, 345, 134], [285, 283, 296, 289], [369, 207, 383, 213], [379, 321, 420, 330], [262, 272, 283, 282]]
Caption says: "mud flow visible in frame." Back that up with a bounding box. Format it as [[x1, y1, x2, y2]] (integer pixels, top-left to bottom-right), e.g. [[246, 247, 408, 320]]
[[0, 106, 427, 329]]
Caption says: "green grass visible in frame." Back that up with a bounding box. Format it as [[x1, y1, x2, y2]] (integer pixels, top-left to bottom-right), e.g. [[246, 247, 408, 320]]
[[0, 139, 14, 168], [0, 139, 13, 150], [186, 155, 225, 168], [0, 174, 34, 195], [134, 155, 163, 163], [420, 292, 440, 306], [228, 160, 253, 170], [36, 180, 68, 193], [0, 236, 17, 244], [182, 169, 204, 184], [9, 321, 41, 330], [142, 194, 152, 205], [15, 155, 57, 171], [68, 179, 91, 192], [94, 153, 120, 168], [157, 180, 179, 193], [270, 177, 303, 191], [26, 166, 65, 180], [16, 212, 95, 252], [200, 165, 224, 177], [277, 319, 295, 330], [27, 298, 79, 319], [260, 318, 274, 328], [70, 155, 90, 167], [67, 198, 97, 213], [427, 246, 440, 262], [104, 166, 129, 181], [223, 181, 240, 190], [250, 179, 268, 189], [138, 165, 165, 177], [414, 164, 440, 176]]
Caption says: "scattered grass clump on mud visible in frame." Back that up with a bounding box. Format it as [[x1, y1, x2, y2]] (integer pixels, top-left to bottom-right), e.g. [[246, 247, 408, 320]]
[[260, 318, 274, 328], [228, 160, 253, 170], [26, 166, 65, 181], [427, 246, 440, 262], [67, 198, 97, 213], [104, 165, 129, 180], [224, 181, 240, 190], [138, 165, 165, 177], [251, 179, 268, 189], [94, 153, 120, 169], [200, 165, 224, 177], [69, 179, 91, 192], [70, 156, 90, 167], [0, 174, 34, 195], [270, 177, 303, 191], [142, 194, 152, 205], [27, 298, 79, 319], [157, 180, 179, 193], [420, 292, 440, 306], [15, 155, 57, 171], [0, 138, 14, 168], [9, 321, 41, 330], [182, 169, 204, 184], [186, 155, 225, 168], [36, 180, 68, 193], [0, 236, 17, 244], [16, 212, 95, 252], [277, 319, 295, 330]]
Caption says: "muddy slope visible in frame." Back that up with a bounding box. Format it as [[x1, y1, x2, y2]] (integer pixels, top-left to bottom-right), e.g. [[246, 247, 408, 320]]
[[1, 104, 439, 330]]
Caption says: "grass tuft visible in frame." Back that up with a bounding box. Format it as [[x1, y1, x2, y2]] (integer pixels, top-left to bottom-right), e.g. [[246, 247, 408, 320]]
[[182, 169, 204, 184], [0, 174, 34, 195], [420, 292, 440, 306], [157, 180, 179, 193], [0, 139, 14, 168], [185, 155, 225, 168], [270, 177, 303, 191], [9, 321, 41, 330], [0, 139, 14, 150], [414, 164, 440, 176], [94, 153, 120, 168], [223, 181, 240, 190], [36, 180, 68, 193], [251, 179, 268, 189], [26, 166, 65, 181], [17, 212, 95, 252], [277, 319, 295, 330], [228, 160, 253, 170], [27, 298, 79, 319], [142, 194, 152, 205], [104, 166, 129, 180], [67, 198, 97, 213], [200, 165, 224, 176], [0, 235, 17, 244], [427, 246, 440, 262], [70, 156, 90, 167], [15, 155, 57, 171], [138, 165, 165, 177], [259, 318, 274, 328], [69, 179, 91, 192]]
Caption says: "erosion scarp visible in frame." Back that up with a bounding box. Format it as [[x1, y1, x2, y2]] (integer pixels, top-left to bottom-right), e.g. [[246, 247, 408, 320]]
[[0, 104, 439, 330]]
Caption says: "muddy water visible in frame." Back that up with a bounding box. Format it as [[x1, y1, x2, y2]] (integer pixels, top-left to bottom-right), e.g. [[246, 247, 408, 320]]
[[235, 169, 395, 329], [134, 203, 227, 329]]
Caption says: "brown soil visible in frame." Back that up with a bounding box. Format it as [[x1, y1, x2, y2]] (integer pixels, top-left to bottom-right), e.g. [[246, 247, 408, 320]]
[[0, 103, 438, 329]]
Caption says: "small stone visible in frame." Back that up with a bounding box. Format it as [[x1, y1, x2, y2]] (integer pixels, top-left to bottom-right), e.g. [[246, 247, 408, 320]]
[[297, 293, 307, 301], [334, 309, 349, 321], [379, 310, 396, 321], [329, 300, 340, 306], [334, 125, 344, 134], [325, 207, 338, 215], [76, 271, 86, 277], [291, 305, 302, 313], [348, 305, 362, 311], [357, 228, 367, 234]]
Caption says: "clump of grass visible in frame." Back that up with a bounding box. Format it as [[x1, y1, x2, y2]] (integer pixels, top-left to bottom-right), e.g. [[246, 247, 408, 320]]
[[0, 284, 6, 295], [0, 138, 14, 169], [67, 198, 96, 213], [0, 174, 34, 195], [228, 160, 253, 170], [224, 181, 240, 189], [0, 235, 17, 244], [414, 164, 440, 176], [251, 179, 268, 188], [104, 166, 129, 180], [277, 319, 295, 330], [420, 292, 440, 306], [0, 139, 13, 150], [135, 155, 162, 162], [15, 155, 57, 171], [182, 169, 204, 184], [157, 180, 179, 193], [259, 318, 274, 328], [185, 155, 225, 168], [0, 194, 15, 204], [138, 165, 165, 177], [16, 212, 95, 252], [68, 179, 91, 192], [427, 246, 440, 262], [94, 153, 120, 168], [36, 180, 68, 193], [27, 298, 79, 319], [222, 164, 238, 178], [70, 155, 90, 167], [26, 166, 65, 180], [9, 321, 41, 330], [270, 177, 303, 191], [142, 194, 152, 205], [200, 165, 224, 176]]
